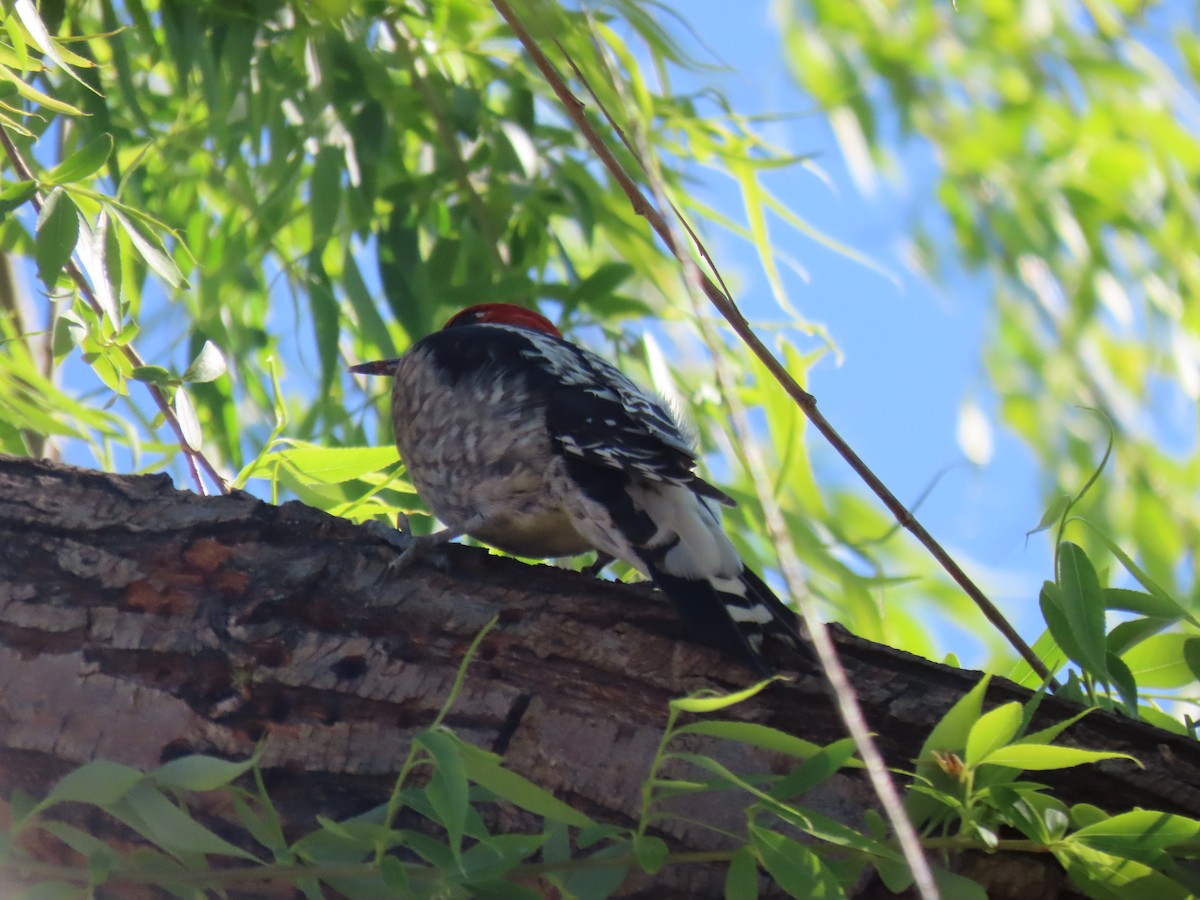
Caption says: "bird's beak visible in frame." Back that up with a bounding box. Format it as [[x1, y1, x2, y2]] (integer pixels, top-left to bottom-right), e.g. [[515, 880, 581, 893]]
[[350, 359, 402, 376]]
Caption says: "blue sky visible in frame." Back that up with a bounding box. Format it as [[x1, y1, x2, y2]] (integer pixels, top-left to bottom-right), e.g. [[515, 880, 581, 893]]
[[667, 3, 1055, 654]]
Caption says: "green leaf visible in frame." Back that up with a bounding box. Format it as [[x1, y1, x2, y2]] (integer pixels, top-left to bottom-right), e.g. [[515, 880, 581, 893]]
[[906, 674, 989, 825], [309, 145, 343, 251], [725, 845, 759, 900], [931, 867, 988, 900], [309, 262, 340, 396], [130, 365, 176, 386], [1027, 494, 1072, 538], [1107, 616, 1172, 660], [0, 179, 37, 218], [455, 739, 595, 828], [964, 702, 1023, 767], [174, 386, 202, 448], [379, 855, 409, 893], [35, 187, 79, 289], [1183, 637, 1200, 685], [750, 826, 846, 899], [1056, 542, 1108, 679], [769, 737, 862, 800], [13, 0, 96, 91], [244, 442, 401, 487], [978, 743, 1137, 771], [1072, 809, 1200, 853], [460, 833, 547, 882], [1107, 653, 1138, 716], [633, 835, 668, 875], [44, 133, 114, 185], [1103, 587, 1184, 620], [669, 678, 778, 713], [674, 720, 827, 760], [108, 206, 184, 289], [116, 782, 259, 859], [38, 759, 144, 810], [416, 728, 469, 854], [1075, 521, 1199, 628], [152, 754, 257, 792], [181, 340, 226, 384]]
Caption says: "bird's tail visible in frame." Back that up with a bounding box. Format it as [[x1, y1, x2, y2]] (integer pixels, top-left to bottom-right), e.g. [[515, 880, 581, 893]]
[[644, 560, 807, 674]]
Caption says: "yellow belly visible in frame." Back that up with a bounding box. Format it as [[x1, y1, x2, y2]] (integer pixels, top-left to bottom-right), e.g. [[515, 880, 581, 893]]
[[471, 508, 594, 558]]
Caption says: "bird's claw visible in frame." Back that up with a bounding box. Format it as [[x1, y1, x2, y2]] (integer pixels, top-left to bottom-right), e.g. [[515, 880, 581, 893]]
[[363, 517, 456, 573]]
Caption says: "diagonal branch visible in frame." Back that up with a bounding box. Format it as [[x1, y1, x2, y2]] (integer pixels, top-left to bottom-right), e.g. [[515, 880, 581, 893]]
[[490, 0, 1054, 688]]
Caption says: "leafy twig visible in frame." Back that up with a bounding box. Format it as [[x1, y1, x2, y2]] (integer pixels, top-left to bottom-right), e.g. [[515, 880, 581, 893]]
[[0, 126, 228, 495]]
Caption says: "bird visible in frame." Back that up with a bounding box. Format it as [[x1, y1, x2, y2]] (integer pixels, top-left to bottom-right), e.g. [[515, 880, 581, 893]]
[[350, 303, 806, 672]]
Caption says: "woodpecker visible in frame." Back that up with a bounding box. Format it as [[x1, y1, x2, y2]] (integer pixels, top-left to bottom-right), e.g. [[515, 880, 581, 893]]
[[351, 303, 805, 672]]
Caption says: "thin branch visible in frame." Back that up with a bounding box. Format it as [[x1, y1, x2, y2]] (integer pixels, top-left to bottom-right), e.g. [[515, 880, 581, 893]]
[[490, 0, 1054, 688], [0, 127, 228, 495]]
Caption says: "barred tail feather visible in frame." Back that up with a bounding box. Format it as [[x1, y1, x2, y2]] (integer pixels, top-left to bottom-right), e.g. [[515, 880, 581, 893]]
[[645, 563, 774, 675]]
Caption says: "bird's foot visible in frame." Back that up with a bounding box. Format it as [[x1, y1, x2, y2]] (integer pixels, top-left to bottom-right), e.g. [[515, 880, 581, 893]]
[[580, 551, 616, 578], [364, 517, 458, 573]]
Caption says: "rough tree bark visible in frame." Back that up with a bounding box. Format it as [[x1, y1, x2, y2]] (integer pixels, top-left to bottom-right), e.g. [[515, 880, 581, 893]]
[[1, 454, 1198, 898]]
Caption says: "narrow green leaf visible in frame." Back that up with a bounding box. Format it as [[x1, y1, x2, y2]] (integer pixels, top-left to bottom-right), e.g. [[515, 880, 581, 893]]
[[108, 206, 184, 289], [1075, 519, 1199, 628], [455, 739, 595, 828], [1107, 617, 1172, 660], [724, 845, 759, 900], [379, 855, 409, 892], [152, 754, 257, 792], [1119, 633, 1196, 688], [241, 442, 400, 486], [669, 678, 778, 713], [460, 833, 547, 882], [750, 827, 845, 899], [1027, 494, 1071, 538], [118, 782, 258, 859], [174, 386, 202, 448], [309, 261, 340, 395], [35, 187, 79, 289], [964, 702, 1023, 767], [1072, 809, 1200, 851], [416, 729, 469, 854], [181, 340, 226, 384], [1056, 542, 1108, 679], [0, 179, 36, 218], [309, 145, 342, 251], [674, 720, 828, 761], [978, 743, 1137, 771], [0, 66, 84, 115], [130, 365, 176, 386], [14, 0, 97, 92], [931, 867, 988, 900], [1040, 582, 1087, 678], [633, 835, 668, 875], [1183, 637, 1200, 684], [44, 133, 114, 185], [769, 737, 862, 800], [38, 759, 144, 810], [1103, 587, 1183, 619]]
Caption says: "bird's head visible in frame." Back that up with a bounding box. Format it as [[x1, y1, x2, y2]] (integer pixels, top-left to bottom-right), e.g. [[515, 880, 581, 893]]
[[350, 305, 562, 377], [443, 303, 562, 338]]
